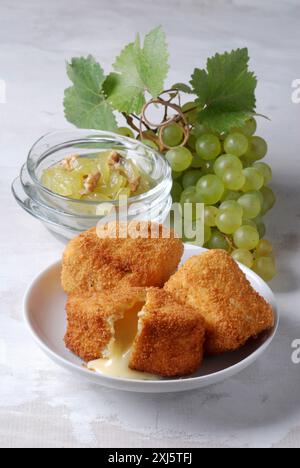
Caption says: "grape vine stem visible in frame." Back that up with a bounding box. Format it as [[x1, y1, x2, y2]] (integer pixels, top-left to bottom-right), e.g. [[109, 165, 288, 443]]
[[140, 92, 190, 150]]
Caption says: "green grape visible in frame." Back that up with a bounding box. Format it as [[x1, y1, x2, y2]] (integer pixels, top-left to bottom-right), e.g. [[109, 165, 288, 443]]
[[204, 225, 212, 244], [231, 249, 254, 268], [254, 216, 266, 238], [201, 160, 215, 174], [240, 155, 254, 168], [180, 187, 202, 221], [171, 181, 183, 203], [216, 210, 242, 234], [257, 224, 266, 239], [166, 147, 193, 172], [75, 157, 100, 176], [182, 102, 198, 124], [247, 190, 264, 205], [196, 134, 221, 160], [253, 257, 277, 281], [230, 118, 257, 137], [260, 186, 276, 214], [183, 220, 205, 246], [242, 167, 264, 192], [187, 134, 197, 151], [180, 186, 197, 205], [242, 218, 257, 228], [105, 172, 128, 198], [219, 200, 243, 217], [182, 170, 202, 189], [214, 154, 243, 177], [194, 190, 206, 203], [222, 168, 246, 190], [207, 230, 231, 251], [204, 206, 219, 227], [244, 169, 265, 192], [241, 118, 257, 137], [224, 132, 249, 157], [234, 225, 260, 250], [251, 136, 268, 160], [42, 167, 83, 198], [142, 129, 156, 137], [181, 186, 196, 197], [191, 153, 203, 168], [238, 193, 261, 219], [221, 190, 242, 202], [172, 171, 182, 180], [162, 123, 184, 147], [244, 136, 268, 162], [255, 239, 273, 257], [117, 127, 135, 138], [242, 150, 257, 164], [254, 162, 272, 185], [196, 175, 224, 204], [193, 122, 210, 137], [141, 139, 159, 150]]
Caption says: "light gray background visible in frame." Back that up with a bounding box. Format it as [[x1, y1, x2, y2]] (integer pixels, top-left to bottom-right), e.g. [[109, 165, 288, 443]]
[[0, 0, 300, 448]]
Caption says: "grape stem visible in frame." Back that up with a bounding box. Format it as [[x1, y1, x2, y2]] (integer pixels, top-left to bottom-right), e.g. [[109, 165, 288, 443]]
[[122, 112, 150, 133], [140, 90, 190, 150], [122, 88, 198, 149], [224, 235, 235, 253]]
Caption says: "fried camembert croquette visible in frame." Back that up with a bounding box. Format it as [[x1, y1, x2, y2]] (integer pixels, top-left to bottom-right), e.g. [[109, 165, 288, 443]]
[[61, 221, 184, 295], [130, 289, 205, 377], [65, 287, 205, 378], [65, 287, 146, 362], [165, 249, 274, 355], [63, 224, 274, 379]]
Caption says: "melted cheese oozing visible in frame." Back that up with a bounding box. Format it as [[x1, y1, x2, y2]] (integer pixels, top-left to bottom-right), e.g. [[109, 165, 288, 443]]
[[87, 304, 159, 381]]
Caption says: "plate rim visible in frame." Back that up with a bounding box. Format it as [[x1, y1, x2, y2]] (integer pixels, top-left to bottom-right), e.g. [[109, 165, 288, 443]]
[[23, 247, 279, 390]]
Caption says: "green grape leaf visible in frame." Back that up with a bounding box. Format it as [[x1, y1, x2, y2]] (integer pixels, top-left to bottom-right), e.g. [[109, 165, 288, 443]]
[[104, 43, 146, 114], [135, 26, 169, 97], [105, 26, 169, 114], [172, 83, 194, 94], [190, 48, 257, 132], [64, 56, 117, 131]]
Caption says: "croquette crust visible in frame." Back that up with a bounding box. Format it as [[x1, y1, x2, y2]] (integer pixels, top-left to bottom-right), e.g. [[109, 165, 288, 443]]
[[65, 287, 146, 361], [165, 249, 274, 355], [129, 289, 206, 377], [61, 222, 184, 295]]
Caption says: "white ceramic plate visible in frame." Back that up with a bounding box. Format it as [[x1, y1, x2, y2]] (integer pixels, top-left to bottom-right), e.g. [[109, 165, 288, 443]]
[[24, 245, 279, 393]]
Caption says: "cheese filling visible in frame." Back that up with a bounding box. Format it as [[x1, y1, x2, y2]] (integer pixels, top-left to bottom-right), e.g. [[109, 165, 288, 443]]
[[87, 303, 158, 380]]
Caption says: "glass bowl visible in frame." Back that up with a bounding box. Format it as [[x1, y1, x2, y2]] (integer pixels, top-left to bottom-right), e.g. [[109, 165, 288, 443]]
[[12, 130, 173, 240]]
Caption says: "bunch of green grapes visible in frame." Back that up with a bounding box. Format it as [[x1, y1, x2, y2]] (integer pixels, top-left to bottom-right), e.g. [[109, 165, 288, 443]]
[[153, 108, 275, 281]]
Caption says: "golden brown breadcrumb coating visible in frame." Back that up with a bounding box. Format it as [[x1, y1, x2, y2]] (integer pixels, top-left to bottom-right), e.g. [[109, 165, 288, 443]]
[[61, 222, 183, 295], [165, 249, 274, 355], [129, 288, 205, 377], [65, 287, 145, 362]]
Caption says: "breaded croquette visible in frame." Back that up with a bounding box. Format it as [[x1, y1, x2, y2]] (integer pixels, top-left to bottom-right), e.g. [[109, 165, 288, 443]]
[[61, 221, 183, 295], [65, 286, 205, 378], [165, 249, 274, 355], [129, 289, 206, 377], [65, 287, 146, 362]]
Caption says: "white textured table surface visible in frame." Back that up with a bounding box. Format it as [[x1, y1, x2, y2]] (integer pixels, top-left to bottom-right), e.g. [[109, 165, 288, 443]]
[[1, 0, 300, 449]]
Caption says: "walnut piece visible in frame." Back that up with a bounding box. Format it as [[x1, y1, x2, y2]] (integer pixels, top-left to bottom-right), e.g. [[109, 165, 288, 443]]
[[129, 175, 141, 193], [61, 154, 78, 171], [80, 171, 101, 195], [108, 151, 123, 168]]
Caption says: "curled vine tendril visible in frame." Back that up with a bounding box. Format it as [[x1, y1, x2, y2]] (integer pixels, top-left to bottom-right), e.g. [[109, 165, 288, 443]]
[[138, 89, 191, 150]]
